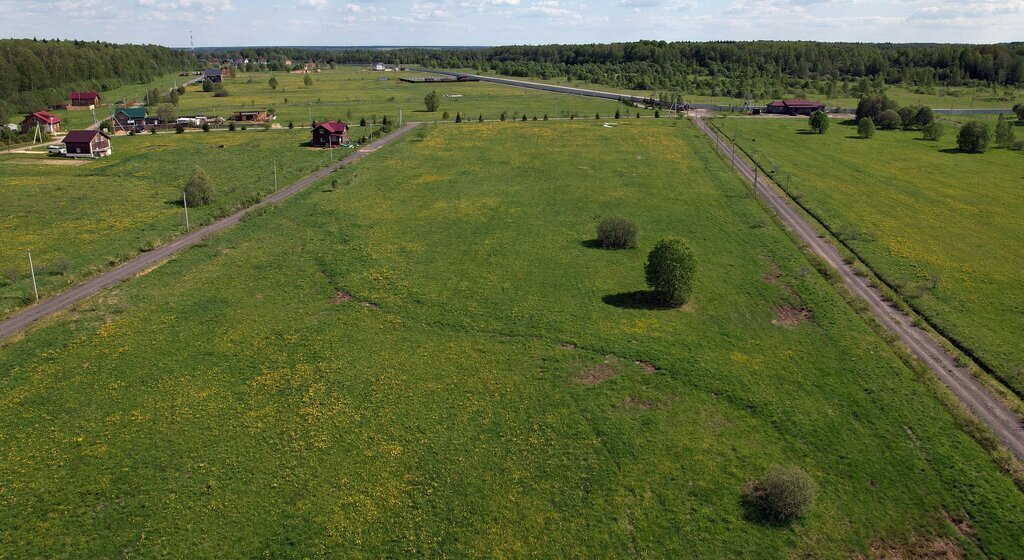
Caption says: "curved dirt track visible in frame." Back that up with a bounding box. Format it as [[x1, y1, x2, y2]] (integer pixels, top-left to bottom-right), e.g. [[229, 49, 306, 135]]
[[0, 123, 421, 342], [692, 116, 1024, 459]]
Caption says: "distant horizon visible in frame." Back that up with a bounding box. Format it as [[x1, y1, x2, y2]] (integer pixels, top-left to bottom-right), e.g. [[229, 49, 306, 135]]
[[1, 0, 1021, 47]]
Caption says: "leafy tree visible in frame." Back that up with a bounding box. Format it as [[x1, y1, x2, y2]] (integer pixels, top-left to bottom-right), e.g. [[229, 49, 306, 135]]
[[743, 467, 816, 523], [914, 106, 935, 127], [522, 114, 528, 121], [543, 114, 549, 120], [228, 122, 236, 131], [595, 112, 600, 119], [876, 109, 901, 130], [424, 90, 441, 112], [808, 110, 829, 134], [455, 112, 462, 123], [359, 117, 367, 127], [855, 94, 897, 122], [645, 237, 697, 306], [303, 74, 313, 87], [897, 106, 916, 129], [442, 111, 450, 120], [288, 121, 294, 129], [596, 217, 638, 249], [956, 121, 991, 152], [615, 109, 621, 119], [857, 117, 875, 139], [995, 114, 1015, 148], [921, 120, 944, 141], [202, 122, 210, 132], [268, 76, 278, 90], [183, 167, 212, 206], [1013, 103, 1024, 121], [156, 103, 176, 124], [202, 79, 214, 93], [175, 122, 186, 134], [654, 110, 660, 118], [478, 114, 484, 122]]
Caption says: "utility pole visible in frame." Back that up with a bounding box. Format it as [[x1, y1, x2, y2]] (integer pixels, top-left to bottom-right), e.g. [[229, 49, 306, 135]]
[[182, 191, 190, 231], [27, 250, 38, 302]]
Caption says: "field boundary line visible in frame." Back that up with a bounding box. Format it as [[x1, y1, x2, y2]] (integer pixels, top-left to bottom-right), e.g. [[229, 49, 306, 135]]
[[0, 122, 421, 343]]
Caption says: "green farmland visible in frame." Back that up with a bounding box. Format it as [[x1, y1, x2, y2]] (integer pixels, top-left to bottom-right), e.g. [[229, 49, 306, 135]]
[[2, 120, 1022, 557], [47, 72, 192, 131], [0, 129, 345, 317], [173, 66, 653, 125], [711, 116, 1024, 395]]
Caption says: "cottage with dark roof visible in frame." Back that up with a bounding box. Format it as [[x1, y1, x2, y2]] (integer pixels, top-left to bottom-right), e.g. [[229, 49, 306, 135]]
[[205, 68, 223, 83], [63, 130, 112, 158], [765, 99, 826, 116], [70, 91, 101, 107], [21, 111, 62, 134], [312, 121, 350, 147], [113, 107, 149, 132]]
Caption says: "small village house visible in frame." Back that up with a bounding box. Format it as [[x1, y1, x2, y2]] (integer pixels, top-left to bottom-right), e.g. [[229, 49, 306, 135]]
[[63, 130, 112, 158], [372, 62, 386, 71], [70, 91, 101, 108], [232, 110, 269, 123], [21, 111, 61, 134], [765, 99, 825, 116], [205, 68, 223, 83], [113, 107, 149, 132], [311, 121, 349, 147]]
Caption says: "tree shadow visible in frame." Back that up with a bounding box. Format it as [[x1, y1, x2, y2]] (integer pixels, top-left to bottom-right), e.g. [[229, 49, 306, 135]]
[[602, 290, 673, 310], [796, 130, 817, 135], [939, 148, 965, 154], [845, 136, 869, 140], [580, 239, 604, 249], [738, 495, 789, 528]]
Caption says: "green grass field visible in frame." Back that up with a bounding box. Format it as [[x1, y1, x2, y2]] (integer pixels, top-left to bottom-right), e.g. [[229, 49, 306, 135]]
[[45, 72, 192, 131], [0, 128, 345, 317], [1, 120, 1022, 557], [173, 66, 652, 126], [711, 115, 1024, 395]]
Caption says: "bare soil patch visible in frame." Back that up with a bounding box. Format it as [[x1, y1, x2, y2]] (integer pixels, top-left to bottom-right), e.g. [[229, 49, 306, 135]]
[[943, 509, 977, 544], [772, 305, 813, 328], [860, 536, 965, 560], [634, 360, 658, 373], [361, 301, 379, 308], [578, 355, 621, 385], [330, 291, 353, 304], [2, 158, 87, 166], [559, 343, 577, 350], [623, 396, 654, 410]]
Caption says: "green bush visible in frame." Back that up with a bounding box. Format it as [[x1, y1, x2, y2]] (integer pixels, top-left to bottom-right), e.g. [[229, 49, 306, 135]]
[[921, 120, 944, 141], [183, 167, 213, 207], [808, 110, 829, 134], [596, 216, 639, 249], [876, 109, 901, 130], [956, 121, 991, 153], [175, 123, 186, 134], [645, 237, 696, 306], [744, 466, 817, 523], [857, 117, 875, 139]]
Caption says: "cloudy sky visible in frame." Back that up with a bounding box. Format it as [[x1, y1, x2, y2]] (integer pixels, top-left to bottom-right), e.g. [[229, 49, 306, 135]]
[[1, 0, 1021, 46]]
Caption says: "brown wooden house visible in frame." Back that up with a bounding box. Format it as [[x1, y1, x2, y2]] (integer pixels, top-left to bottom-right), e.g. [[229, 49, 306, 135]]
[[70, 91, 101, 107], [21, 111, 62, 134], [233, 110, 269, 123], [311, 121, 349, 147], [63, 130, 112, 158]]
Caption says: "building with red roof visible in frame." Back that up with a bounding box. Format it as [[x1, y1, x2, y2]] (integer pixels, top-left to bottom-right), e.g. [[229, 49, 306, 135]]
[[63, 130, 112, 158], [312, 121, 350, 147], [70, 91, 101, 107], [20, 111, 62, 134], [765, 99, 826, 116]]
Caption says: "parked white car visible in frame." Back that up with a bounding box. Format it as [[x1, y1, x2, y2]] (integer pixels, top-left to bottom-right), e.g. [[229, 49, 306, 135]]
[[47, 143, 66, 155]]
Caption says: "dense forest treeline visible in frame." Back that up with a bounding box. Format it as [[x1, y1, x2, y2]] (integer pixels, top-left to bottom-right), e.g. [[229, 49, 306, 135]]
[[213, 41, 1024, 92], [0, 38, 193, 121]]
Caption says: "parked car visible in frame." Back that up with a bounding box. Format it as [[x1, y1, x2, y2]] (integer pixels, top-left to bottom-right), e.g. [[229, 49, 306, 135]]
[[47, 143, 66, 155]]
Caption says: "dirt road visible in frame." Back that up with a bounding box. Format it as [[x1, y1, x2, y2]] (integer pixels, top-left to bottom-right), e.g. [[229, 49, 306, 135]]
[[0, 123, 421, 342], [692, 116, 1024, 459]]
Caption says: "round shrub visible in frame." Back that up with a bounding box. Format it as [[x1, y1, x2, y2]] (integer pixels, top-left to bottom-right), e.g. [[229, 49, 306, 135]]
[[645, 237, 696, 306], [183, 167, 212, 207], [596, 216, 639, 249], [956, 121, 991, 153], [857, 117, 875, 139], [876, 109, 901, 130], [745, 466, 817, 523], [921, 120, 944, 141], [808, 110, 829, 134]]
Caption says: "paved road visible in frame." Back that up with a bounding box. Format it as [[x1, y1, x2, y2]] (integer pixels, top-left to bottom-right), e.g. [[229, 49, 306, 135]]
[[0, 123, 421, 342], [691, 116, 1024, 459]]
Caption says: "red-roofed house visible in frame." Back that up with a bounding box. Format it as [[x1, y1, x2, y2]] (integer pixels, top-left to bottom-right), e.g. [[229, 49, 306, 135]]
[[63, 130, 112, 158], [765, 99, 826, 116], [21, 111, 62, 134], [312, 121, 350, 147], [70, 91, 101, 107]]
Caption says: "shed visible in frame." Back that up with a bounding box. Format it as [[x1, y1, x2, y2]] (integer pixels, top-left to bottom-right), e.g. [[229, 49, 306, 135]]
[[63, 130, 112, 158], [205, 68, 223, 83], [233, 110, 269, 123], [311, 121, 350, 147], [765, 99, 825, 116]]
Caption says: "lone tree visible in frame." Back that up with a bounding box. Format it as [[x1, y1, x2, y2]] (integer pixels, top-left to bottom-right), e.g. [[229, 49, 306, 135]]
[[645, 237, 697, 307], [994, 114, 1016, 148], [808, 110, 829, 134], [1013, 103, 1024, 121], [921, 120, 944, 141], [303, 74, 313, 87], [914, 106, 935, 128], [596, 216, 639, 249], [857, 117, 876, 139], [424, 90, 441, 112], [957, 121, 992, 153], [268, 76, 278, 90], [202, 78, 214, 92], [183, 167, 212, 207], [156, 103, 177, 124], [876, 109, 901, 130], [743, 466, 817, 523]]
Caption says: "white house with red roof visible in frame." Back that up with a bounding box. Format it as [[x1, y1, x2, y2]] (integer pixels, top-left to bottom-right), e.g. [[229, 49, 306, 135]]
[[21, 111, 62, 134]]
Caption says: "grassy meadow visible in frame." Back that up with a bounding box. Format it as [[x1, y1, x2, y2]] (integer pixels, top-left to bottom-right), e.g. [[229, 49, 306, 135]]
[[712, 115, 1024, 394], [0, 128, 345, 317], [173, 66, 653, 125], [1, 120, 1022, 557], [45, 72, 192, 131]]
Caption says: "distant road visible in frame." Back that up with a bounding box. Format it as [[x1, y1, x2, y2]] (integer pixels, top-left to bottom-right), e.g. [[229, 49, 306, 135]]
[[413, 69, 1015, 115], [0, 123, 420, 342]]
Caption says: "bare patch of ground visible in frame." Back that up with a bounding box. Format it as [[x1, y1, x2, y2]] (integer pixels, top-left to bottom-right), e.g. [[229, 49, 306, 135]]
[[578, 355, 621, 385], [623, 396, 654, 410], [858, 536, 965, 560], [943, 509, 977, 545], [559, 343, 577, 350], [330, 291, 353, 304], [1, 158, 87, 166], [361, 301, 379, 308], [772, 305, 813, 328], [762, 260, 782, 283], [634, 360, 658, 373]]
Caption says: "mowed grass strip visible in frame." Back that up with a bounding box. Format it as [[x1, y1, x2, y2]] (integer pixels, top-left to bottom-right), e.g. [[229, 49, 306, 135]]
[[173, 66, 652, 125], [0, 120, 1022, 558], [713, 116, 1024, 395], [0, 129, 343, 317]]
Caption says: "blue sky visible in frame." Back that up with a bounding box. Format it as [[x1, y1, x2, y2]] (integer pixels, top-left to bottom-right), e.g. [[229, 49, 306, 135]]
[[1, 0, 1021, 47]]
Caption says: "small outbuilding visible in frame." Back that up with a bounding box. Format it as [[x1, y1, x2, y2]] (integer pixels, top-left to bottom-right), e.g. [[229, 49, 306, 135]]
[[63, 130, 112, 158], [70, 91, 101, 107], [204, 68, 223, 83], [21, 111, 62, 134], [765, 99, 825, 116], [311, 121, 350, 147], [233, 110, 269, 123]]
